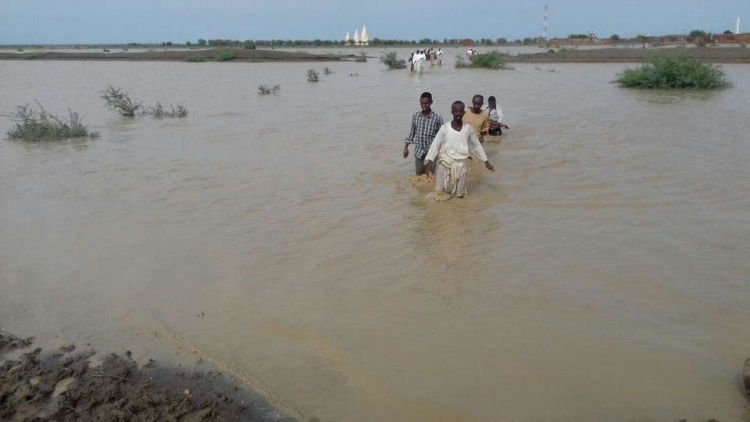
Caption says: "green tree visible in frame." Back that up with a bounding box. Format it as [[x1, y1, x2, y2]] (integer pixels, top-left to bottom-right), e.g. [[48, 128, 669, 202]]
[[197, 39, 207, 46]]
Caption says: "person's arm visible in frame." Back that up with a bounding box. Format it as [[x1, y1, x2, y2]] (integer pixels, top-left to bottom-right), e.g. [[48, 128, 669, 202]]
[[468, 128, 495, 172], [403, 115, 416, 158], [424, 126, 445, 176], [479, 115, 490, 143]]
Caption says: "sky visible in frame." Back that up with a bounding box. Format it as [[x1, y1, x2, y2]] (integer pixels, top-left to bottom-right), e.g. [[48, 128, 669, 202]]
[[1, 0, 749, 45]]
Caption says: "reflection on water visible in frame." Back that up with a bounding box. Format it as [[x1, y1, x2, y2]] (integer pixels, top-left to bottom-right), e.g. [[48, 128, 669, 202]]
[[1, 58, 750, 422]]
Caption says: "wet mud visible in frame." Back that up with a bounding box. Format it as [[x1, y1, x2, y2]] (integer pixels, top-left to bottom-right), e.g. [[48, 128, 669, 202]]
[[0, 332, 300, 422]]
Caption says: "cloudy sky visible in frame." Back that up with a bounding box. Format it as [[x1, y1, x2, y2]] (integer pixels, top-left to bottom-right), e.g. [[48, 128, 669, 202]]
[[1, 0, 748, 44]]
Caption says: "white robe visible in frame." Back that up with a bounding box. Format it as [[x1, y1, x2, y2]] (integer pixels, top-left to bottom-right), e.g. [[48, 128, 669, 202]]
[[424, 122, 488, 196]]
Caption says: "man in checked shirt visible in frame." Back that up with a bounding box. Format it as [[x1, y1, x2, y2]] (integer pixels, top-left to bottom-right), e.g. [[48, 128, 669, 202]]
[[403, 92, 444, 176]]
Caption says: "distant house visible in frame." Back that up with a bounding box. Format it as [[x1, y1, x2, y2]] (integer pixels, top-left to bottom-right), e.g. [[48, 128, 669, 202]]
[[714, 33, 750, 44]]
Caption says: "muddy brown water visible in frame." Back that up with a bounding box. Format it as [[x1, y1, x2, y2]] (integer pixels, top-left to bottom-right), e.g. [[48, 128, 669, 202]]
[[1, 54, 750, 422]]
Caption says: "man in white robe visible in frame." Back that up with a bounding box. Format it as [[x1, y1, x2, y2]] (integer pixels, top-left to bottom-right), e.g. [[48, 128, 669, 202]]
[[424, 101, 495, 198]]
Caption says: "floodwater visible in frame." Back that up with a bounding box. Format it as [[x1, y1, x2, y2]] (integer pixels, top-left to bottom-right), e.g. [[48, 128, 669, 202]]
[[1, 51, 749, 422]]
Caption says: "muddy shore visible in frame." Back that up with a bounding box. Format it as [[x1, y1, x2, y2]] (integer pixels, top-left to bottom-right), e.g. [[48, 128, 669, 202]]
[[2, 46, 750, 63], [0, 332, 304, 422]]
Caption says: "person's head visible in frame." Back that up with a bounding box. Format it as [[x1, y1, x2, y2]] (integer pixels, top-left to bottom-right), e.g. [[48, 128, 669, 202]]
[[470, 95, 484, 113], [488, 96, 496, 108], [451, 101, 466, 123], [420, 92, 433, 112]]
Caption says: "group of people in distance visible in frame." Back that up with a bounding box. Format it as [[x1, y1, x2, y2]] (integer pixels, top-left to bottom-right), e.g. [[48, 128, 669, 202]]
[[408, 48, 443, 72], [403, 92, 509, 198]]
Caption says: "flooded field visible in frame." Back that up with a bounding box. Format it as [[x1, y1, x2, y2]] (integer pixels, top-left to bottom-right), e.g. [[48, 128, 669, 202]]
[[1, 57, 749, 421]]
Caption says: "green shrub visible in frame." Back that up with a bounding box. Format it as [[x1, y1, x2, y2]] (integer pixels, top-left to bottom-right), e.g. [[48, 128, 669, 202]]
[[455, 51, 507, 69], [307, 69, 320, 82], [216, 51, 236, 61], [379, 52, 406, 69], [5, 103, 100, 141], [740, 42, 747, 48], [186, 56, 206, 62], [616, 55, 732, 89], [469, 51, 507, 69]]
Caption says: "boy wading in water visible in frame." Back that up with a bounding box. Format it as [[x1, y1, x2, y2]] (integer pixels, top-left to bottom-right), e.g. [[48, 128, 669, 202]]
[[424, 101, 494, 198]]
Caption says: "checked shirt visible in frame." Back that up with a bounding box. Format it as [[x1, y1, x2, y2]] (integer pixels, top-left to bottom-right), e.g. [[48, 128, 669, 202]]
[[406, 110, 443, 160]]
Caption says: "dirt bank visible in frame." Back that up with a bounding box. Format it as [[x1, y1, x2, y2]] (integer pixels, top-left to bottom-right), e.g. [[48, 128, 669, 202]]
[[0, 48, 350, 62], [0, 332, 303, 421], [508, 46, 750, 63]]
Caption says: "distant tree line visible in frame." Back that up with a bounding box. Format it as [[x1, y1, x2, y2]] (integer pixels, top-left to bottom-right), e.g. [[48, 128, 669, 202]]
[[127, 29, 735, 49]]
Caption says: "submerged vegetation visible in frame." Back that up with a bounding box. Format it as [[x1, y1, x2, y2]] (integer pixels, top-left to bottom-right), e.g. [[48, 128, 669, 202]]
[[5, 103, 99, 141], [455, 51, 508, 69], [258, 84, 281, 95], [616, 55, 732, 89], [102, 85, 188, 118], [307, 69, 320, 82], [380, 52, 406, 69]]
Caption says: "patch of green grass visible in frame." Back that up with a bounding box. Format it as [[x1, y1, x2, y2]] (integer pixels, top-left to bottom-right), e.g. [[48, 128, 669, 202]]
[[5, 103, 100, 141], [185, 56, 206, 62], [616, 55, 732, 89], [379, 52, 406, 69]]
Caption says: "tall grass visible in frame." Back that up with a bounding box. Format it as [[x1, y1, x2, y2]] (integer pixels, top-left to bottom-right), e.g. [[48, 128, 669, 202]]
[[380, 52, 406, 69], [616, 55, 732, 89], [5, 103, 100, 141]]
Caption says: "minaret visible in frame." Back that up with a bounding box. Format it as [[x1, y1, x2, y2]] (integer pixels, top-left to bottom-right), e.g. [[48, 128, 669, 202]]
[[354, 29, 360, 45], [542, 5, 549, 42], [737, 17, 741, 35], [345, 32, 351, 45], [360, 25, 369, 45]]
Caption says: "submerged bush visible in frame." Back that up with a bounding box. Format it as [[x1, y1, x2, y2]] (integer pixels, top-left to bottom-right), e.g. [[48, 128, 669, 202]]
[[379, 52, 406, 69], [186, 56, 206, 62], [616, 55, 732, 89], [307, 69, 320, 82], [354, 52, 367, 62], [258, 84, 281, 95], [5, 103, 100, 141], [102, 85, 188, 118], [102, 85, 142, 117], [147, 102, 188, 118]]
